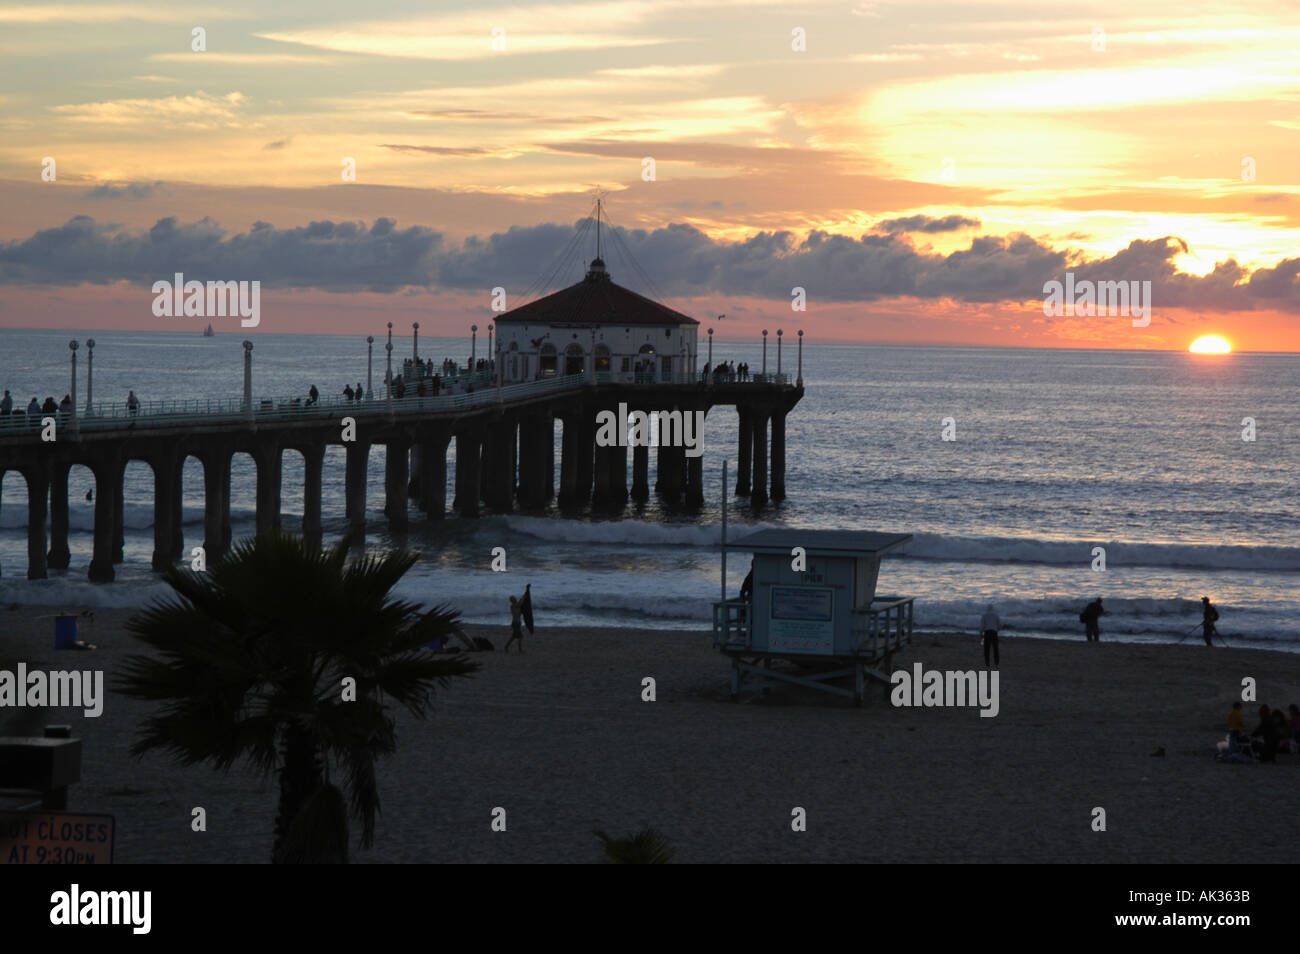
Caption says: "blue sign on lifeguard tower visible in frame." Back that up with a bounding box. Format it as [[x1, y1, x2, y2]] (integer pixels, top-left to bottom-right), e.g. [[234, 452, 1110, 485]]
[[713, 529, 915, 705]]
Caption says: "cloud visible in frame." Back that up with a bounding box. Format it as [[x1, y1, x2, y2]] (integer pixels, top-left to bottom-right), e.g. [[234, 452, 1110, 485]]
[[874, 214, 981, 233], [81, 181, 164, 199], [51, 91, 247, 126], [1, 216, 1295, 313]]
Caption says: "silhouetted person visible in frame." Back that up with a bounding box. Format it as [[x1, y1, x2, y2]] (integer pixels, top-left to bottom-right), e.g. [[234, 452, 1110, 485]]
[[126, 391, 140, 416], [41, 396, 57, 414], [1227, 701, 1245, 749], [343, 384, 354, 401], [504, 594, 525, 653], [1252, 704, 1278, 762], [356, 382, 363, 401], [1081, 597, 1105, 641], [980, 603, 1000, 667], [307, 384, 319, 406], [85, 488, 93, 502], [1201, 596, 1219, 646], [0, 390, 11, 415], [59, 394, 72, 414]]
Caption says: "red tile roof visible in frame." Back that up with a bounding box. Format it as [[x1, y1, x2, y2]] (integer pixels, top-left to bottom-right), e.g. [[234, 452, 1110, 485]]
[[496, 259, 698, 326]]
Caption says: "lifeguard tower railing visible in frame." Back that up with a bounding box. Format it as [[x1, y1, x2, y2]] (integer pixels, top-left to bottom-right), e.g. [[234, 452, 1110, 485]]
[[712, 596, 915, 659]]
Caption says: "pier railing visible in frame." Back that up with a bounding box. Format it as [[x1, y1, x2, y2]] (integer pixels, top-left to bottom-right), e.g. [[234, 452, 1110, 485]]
[[0, 374, 591, 434]]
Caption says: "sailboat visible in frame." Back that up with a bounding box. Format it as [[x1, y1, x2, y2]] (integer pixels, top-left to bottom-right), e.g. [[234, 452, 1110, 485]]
[[202, 323, 215, 337]]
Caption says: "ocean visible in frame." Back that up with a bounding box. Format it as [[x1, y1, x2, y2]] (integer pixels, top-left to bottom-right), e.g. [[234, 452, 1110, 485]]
[[2, 328, 1298, 650]]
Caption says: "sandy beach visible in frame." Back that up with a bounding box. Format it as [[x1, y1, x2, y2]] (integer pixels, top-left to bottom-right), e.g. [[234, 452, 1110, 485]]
[[2, 605, 1298, 864]]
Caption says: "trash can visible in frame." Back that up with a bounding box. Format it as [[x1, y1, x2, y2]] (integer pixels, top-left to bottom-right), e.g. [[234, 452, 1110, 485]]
[[54, 615, 78, 650]]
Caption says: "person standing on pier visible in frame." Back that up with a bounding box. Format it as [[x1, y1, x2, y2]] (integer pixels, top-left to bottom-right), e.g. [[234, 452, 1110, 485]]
[[0, 390, 11, 415], [307, 384, 319, 406], [356, 382, 364, 402], [26, 396, 40, 420], [127, 390, 140, 416], [343, 384, 355, 401]]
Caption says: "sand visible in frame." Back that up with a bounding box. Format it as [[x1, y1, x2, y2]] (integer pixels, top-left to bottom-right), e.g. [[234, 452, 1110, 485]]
[[2, 605, 1298, 864]]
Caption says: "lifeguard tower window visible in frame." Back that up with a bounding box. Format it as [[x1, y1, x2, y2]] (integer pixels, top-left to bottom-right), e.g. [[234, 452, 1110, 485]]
[[713, 529, 916, 705]]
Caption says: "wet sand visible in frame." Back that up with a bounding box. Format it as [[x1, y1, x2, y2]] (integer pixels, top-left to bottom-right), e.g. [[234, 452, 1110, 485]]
[[2, 605, 1298, 863]]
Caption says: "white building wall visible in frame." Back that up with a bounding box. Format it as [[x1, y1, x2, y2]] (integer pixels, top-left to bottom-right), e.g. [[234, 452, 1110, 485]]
[[495, 322, 699, 384]]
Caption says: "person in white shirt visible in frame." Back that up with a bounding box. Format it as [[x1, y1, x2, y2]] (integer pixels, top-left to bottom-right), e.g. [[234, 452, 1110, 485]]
[[979, 603, 1001, 668]]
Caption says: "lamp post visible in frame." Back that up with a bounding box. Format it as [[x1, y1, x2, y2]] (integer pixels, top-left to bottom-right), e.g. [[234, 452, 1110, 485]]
[[242, 340, 254, 419], [366, 335, 374, 401], [471, 324, 478, 369], [707, 327, 714, 383], [413, 322, 420, 365], [386, 322, 394, 413], [68, 340, 78, 432], [797, 329, 803, 387], [85, 338, 95, 415], [488, 324, 494, 372], [777, 328, 783, 379], [590, 327, 598, 384], [761, 329, 768, 378]]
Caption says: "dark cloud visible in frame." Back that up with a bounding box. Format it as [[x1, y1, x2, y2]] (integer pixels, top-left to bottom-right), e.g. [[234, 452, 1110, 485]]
[[81, 181, 164, 200], [874, 213, 980, 233], [262, 139, 290, 151], [1, 215, 1296, 312]]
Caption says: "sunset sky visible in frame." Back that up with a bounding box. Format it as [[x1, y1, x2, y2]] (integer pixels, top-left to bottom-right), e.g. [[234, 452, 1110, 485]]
[[1, 0, 1297, 349]]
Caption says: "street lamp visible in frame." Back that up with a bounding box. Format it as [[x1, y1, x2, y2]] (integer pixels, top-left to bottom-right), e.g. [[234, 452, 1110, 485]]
[[707, 327, 714, 383], [777, 328, 783, 379], [386, 322, 394, 413], [488, 323, 494, 372], [85, 339, 95, 415], [242, 340, 254, 418], [413, 322, 420, 364], [761, 329, 768, 378], [68, 340, 78, 431], [366, 335, 374, 401], [797, 329, 804, 387], [471, 324, 478, 368]]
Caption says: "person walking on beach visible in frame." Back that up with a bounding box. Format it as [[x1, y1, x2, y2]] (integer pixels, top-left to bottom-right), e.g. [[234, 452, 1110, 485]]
[[504, 594, 525, 653], [980, 603, 1001, 667], [1081, 597, 1105, 641], [1201, 596, 1220, 646]]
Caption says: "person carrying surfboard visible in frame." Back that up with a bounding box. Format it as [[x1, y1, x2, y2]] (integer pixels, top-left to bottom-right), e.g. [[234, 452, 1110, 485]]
[[505, 585, 535, 653]]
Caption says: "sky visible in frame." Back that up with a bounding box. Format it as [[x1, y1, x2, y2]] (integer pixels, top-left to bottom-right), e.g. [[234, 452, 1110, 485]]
[[0, 0, 1297, 349]]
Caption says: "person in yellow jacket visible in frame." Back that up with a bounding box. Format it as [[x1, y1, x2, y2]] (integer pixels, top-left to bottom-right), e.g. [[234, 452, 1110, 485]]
[[1227, 701, 1245, 749]]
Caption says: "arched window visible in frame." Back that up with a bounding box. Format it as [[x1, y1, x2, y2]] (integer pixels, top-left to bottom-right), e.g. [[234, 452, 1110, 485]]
[[540, 343, 558, 377], [564, 342, 585, 377]]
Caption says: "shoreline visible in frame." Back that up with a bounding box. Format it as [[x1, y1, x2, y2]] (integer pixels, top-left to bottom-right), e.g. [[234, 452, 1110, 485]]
[[3, 605, 1299, 863]]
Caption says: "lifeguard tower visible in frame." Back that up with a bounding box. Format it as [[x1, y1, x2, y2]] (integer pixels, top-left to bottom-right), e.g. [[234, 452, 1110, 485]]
[[712, 529, 915, 705]]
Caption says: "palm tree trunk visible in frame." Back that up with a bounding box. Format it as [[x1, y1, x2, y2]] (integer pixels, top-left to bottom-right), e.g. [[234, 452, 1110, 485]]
[[272, 723, 323, 863]]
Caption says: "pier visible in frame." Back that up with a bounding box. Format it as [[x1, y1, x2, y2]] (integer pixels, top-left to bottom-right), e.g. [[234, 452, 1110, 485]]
[[0, 371, 803, 582]]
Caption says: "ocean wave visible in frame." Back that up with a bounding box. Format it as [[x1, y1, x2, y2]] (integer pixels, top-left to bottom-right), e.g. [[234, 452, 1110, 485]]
[[897, 533, 1300, 572]]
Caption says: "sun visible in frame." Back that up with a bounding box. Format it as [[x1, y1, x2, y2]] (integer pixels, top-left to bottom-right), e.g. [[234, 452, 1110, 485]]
[[1189, 335, 1232, 354]]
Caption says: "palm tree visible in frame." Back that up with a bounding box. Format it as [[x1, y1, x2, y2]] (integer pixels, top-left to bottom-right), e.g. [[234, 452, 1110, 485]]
[[116, 531, 478, 863], [595, 827, 674, 864]]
